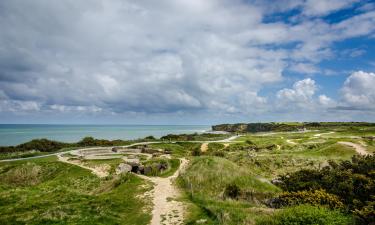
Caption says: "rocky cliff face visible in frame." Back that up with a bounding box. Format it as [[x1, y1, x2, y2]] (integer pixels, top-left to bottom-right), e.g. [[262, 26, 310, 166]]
[[211, 123, 248, 132], [212, 122, 375, 133], [212, 123, 300, 133]]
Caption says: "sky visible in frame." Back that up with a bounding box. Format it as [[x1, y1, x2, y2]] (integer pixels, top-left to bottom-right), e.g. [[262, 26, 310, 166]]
[[0, 0, 375, 125]]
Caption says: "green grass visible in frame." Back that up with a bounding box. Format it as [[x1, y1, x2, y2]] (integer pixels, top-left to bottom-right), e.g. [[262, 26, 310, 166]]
[[150, 142, 201, 157], [295, 143, 356, 159], [256, 205, 354, 225], [82, 158, 124, 175], [143, 158, 180, 177], [0, 158, 152, 225], [179, 156, 280, 224]]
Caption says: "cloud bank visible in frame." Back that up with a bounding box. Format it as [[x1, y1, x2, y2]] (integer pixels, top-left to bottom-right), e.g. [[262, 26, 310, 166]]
[[0, 0, 374, 123]]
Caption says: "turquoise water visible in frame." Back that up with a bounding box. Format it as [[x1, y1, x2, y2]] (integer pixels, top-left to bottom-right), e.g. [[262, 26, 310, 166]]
[[0, 124, 211, 146]]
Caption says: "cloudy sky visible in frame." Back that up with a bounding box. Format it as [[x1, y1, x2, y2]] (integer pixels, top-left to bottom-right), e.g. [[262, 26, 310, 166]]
[[0, 0, 375, 124]]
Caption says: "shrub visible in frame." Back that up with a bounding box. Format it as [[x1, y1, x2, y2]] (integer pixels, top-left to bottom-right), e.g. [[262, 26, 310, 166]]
[[213, 151, 225, 157], [270, 189, 344, 209], [207, 143, 224, 152], [256, 205, 354, 225], [191, 147, 201, 156], [354, 200, 375, 225], [278, 155, 375, 211], [224, 183, 240, 199]]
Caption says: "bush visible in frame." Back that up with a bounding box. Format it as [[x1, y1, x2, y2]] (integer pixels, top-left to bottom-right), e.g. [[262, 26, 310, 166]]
[[207, 143, 224, 152], [191, 147, 201, 156], [276, 155, 375, 224], [213, 151, 225, 157], [354, 200, 375, 225], [271, 189, 344, 209], [224, 183, 240, 199], [256, 205, 354, 225], [0, 139, 70, 153]]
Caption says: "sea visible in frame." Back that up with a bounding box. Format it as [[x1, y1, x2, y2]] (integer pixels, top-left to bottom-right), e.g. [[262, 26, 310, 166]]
[[0, 124, 211, 146]]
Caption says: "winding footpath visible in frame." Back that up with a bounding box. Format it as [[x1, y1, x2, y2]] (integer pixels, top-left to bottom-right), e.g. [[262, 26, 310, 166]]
[[0, 135, 242, 225], [139, 158, 188, 225], [338, 141, 370, 156]]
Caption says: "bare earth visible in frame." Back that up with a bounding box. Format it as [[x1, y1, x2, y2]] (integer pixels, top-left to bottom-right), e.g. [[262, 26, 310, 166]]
[[286, 139, 297, 145], [338, 141, 370, 155], [200, 143, 208, 152], [313, 132, 335, 138], [57, 155, 109, 177], [141, 158, 188, 225]]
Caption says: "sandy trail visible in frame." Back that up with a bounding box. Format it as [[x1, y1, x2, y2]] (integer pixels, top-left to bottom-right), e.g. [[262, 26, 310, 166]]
[[57, 155, 109, 177], [139, 158, 188, 225], [200, 143, 208, 152], [313, 132, 335, 138], [286, 139, 297, 145], [338, 142, 370, 156]]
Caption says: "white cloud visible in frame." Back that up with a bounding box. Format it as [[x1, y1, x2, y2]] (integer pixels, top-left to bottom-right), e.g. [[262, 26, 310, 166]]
[[341, 71, 375, 109], [289, 62, 320, 74], [0, 0, 374, 122], [277, 78, 317, 103], [303, 0, 358, 16], [0, 100, 40, 112], [319, 95, 336, 106]]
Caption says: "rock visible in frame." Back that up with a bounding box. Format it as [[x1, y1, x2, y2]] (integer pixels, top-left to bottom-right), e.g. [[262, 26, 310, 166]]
[[196, 219, 207, 224], [138, 165, 145, 174], [111, 147, 118, 152], [156, 162, 168, 171], [271, 179, 283, 185], [116, 163, 132, 174]]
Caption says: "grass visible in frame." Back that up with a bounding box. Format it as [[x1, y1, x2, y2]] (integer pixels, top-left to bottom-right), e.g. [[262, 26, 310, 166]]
[[0, 158, 152, 225], [256, 205, 354, 225], [150, 142, 201, 157], [1, 126, 373, 224], [178, 156, 280, 224], [143, 158, 181, 177], [81, 158, 124, 175]]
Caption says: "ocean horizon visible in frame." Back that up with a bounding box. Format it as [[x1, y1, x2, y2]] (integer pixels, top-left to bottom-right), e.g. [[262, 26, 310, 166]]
[[0, 124, 211, 146]]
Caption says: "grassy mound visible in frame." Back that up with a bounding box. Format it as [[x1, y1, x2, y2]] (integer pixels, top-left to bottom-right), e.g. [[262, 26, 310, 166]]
[[179, 156, 280, 224], [0, 157, 152, 224]]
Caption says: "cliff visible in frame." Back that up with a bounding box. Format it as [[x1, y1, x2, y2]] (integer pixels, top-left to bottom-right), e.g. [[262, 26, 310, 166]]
[[212, 122, 375, 133]]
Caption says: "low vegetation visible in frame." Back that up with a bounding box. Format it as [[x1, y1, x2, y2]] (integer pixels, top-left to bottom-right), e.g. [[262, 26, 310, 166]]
[[275, 155, 375, 224], [1, 123, 374, 224], [256, 204, 354, 225], [142, 158, 180, 177], [0, 157, 152, 224], [179, 157, 280, 224]]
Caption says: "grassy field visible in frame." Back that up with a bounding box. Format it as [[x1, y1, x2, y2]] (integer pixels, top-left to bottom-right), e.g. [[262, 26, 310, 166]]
[[0, 156, 152, 225], [0, 125, 373, 224], [178, 156, 280, 224], [177, 127, 373, 224]]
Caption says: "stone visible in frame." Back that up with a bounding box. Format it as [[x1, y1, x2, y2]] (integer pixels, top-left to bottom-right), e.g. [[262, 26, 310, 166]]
[[116, 163, 132, 174], [271, 179, 283, 185]]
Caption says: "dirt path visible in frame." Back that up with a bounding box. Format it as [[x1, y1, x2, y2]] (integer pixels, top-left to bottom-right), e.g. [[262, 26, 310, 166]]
[[139, 158, 188, 225], [286, 139, 297, 145], [57, 154, 109, 177], [313, 132, 335, 138], [338, 142, 370, 156], [200, 143, 208, 152]]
